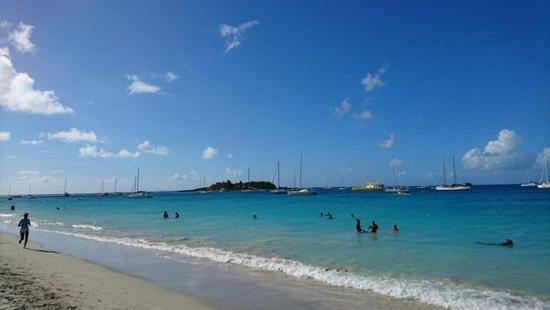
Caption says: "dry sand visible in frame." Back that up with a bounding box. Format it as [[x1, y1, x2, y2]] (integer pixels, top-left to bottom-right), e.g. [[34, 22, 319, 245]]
[[0, 232, 214, 310]]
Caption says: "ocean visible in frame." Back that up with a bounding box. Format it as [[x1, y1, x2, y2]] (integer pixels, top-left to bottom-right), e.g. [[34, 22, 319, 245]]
[[2, 185, 549, 309]]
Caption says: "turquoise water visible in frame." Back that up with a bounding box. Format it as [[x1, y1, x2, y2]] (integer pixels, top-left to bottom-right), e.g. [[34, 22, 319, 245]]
[[2, 185, 549, 309]]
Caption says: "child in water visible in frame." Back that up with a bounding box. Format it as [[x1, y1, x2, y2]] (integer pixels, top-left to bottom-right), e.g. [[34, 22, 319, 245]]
[[18, 213, 31, 248]]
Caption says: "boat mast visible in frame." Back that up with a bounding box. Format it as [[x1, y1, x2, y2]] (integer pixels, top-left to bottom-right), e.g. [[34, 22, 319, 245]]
[[452, 156, 457, 185], [101, 180, 104, 194], [299, 153, 303, 188], [247, 167, 251, 184], [278, 162, 281, 188], [137, 168, 140, 192], [64, 178, 67, 193], [392, 156, 396, 187], [442, 158, 447, 185], [114, 178, 117, 193], [365, 156, 368, 186]]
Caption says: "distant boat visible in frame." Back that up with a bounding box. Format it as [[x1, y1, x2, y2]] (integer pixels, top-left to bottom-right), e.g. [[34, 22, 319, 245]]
[[416, 185, 430, 190], [287, 154, 317, 196], [128, 168, 152, 198], [521, 168, 538, 187], [270, 161, 287, 194], [538, 160, 550, 189], [352, 157, 385, 191], [7, 184, 13, 200], [63, 179, 71, 197], [385, 157, 409, 193], [27, 184, 35, 199], [435, 156, 471, 191]]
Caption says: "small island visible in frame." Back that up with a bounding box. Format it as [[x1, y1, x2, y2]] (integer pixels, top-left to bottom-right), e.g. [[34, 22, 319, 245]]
[[180, 180, 277, 192]]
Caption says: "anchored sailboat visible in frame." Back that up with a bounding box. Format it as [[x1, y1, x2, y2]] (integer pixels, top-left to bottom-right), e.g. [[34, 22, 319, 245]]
[[385, 157, 409, 193], [537, 160, 550, 189], [288, 154, 316, 196], [63, 179, 71, 197], [270, 161, 287, 194], [128, 168, 152, 198], [521, 168, 538, 187], [435, 156, 471, 191], [352, 157, 384, 191]]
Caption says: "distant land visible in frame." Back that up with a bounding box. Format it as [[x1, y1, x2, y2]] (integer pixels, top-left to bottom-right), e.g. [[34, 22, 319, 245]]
[[179, 180, 277, 192]]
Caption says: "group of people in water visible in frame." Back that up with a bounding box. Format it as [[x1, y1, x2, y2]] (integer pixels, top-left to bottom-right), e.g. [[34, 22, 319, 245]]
[[319, 211, 399, 234], [162, 211, 180, 219]]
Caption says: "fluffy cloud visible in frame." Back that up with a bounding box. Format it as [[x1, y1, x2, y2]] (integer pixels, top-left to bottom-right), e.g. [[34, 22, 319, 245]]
[[378, 134, 395, 148], [536, 147, 550, 167], [219, 20, 260, 53], [8, 22, 36, 53], [126, 75, 161, 95], [0, 48, 73, 115], [225, 168, 242, 178], [164, 72, 178, 82], [361, 67, 386, 92], [0, 131, 10, 141], [462, 129, 528, 170], [47, 128, 97, 144], [227, 153, 234, 158], [137, 140, 168, 156], [79, 145, 139, 159], [353, 110, 373, 120], [201, 146, 218, 159], [332, 98, 351, 118], [18, 170, 58, 183], [20, 139, 42, 145], [170, 173, 187, 182]]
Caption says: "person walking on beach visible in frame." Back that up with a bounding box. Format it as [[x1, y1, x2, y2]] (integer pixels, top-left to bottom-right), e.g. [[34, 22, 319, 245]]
[[368, 220, 379, 233], [18, 213, 31, 248]]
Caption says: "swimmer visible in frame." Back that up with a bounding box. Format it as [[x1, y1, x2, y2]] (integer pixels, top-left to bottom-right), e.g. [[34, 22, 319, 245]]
[[355, 219, 367, 233], [162, 211, 169, 219], [327, 212, 334, 220], [368, 220, 379, 233], [475, 239, 514, 247], [10, 205, 15, 211], [175, 212, 180, 219], [392, 224, 399, 233], [320, 212, 324, 217], [253, 214, 257, 220]]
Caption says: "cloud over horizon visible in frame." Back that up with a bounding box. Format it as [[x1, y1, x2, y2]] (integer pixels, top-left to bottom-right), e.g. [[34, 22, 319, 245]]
[[361, 67, 386, 92], [378, 134, 395, 148], [220, 20, 259, 53], [126, 75, 162, 95], [47, 128, 98, 144], [202, 146, 218, 159]]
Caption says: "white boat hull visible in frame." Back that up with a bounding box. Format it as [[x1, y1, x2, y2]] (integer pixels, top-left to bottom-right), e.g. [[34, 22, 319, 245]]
[[537, 183, 550, 189], [287, 189, 317, 196], [435, 185, 471, 191]]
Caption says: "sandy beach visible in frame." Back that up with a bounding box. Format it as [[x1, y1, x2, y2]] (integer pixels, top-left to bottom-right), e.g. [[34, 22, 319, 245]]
[[0, 232, 213, 310]]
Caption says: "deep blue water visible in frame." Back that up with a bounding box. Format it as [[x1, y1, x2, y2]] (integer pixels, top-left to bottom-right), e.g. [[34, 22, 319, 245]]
[[2, 185, 549, 309]]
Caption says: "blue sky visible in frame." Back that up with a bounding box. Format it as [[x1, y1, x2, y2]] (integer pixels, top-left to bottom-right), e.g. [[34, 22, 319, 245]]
[[0, 0, 549, 194]]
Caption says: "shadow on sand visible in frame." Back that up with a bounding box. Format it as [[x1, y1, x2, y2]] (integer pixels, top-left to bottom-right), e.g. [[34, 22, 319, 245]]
[[25, 248, 61, 254]]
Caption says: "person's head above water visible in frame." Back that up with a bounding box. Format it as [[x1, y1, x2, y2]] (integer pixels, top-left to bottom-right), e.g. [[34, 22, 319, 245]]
[[23, 212, 28, 218], [502, 239, 513, 246]]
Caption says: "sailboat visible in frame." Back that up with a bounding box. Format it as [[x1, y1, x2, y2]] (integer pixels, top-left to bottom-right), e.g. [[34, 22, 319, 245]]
[[27, 184, 35, 199], [128, 168, 152, 198], [385, 157, 409, 193], [241, 167, 259, 192], [537, 160, 550, 189], [270, 161, 287, 194], [63, 179, 71, 197], [288, 154, 317, 196], [435, 156, 471, 191], [7, 184, 13, 200], [352, 157, 384, 191], [521, 168, 538, 187]]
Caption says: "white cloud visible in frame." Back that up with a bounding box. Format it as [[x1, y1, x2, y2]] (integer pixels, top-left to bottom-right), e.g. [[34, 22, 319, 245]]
[[0, 131, 10, 141], [219, 20, 260, 53], [201, 146, 218, 159], [0, 48, 73, 115], [18, 170, 58, 183], [353, 110, 373, 120], [137, 140, 168, 156], [378, 134, 395, 148], [361, 67, 386, 92], [47, 128, 97, 144], [227, 153, 234, 158], [5, 154, 16, 159], [462, 129, 527, 170], [20, 139, 42, 145], [389, 158, 403, 167], [225, 168, 242, 178], [126, 75, 161, 95], [8, 22, 36, 53], [170, 173, 187, 182], [164, 72, 178, 82], [536, 147, 550, 167], [78, 145, 139, 159], [332, 98, 351, 118]]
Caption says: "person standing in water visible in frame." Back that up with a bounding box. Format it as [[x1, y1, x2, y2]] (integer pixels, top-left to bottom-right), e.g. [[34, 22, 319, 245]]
[[175, 212, 180, 219], [355, 219, 367, 233], [368, 220, 379, 233], [162, 211, 169, 219], [392, 224, 399, 233], [18, 213, 31, 248]]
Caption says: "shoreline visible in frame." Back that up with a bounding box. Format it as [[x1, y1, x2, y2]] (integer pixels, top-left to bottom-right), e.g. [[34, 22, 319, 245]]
[[0, 227, 441, 310], [0, 231, 214, 309]]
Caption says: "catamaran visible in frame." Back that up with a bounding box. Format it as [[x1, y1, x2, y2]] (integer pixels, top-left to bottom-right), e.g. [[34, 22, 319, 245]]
[[537, 160, 550, 189], [128, 168, 152, 198], [270, 161, 287, 194], [352, 157, 384, 191], [435, 156, 471, 191], [288, 154, 316, 196]]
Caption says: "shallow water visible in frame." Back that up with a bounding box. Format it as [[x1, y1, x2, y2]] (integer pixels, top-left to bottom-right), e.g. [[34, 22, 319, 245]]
[[2, 185, 549, 309]]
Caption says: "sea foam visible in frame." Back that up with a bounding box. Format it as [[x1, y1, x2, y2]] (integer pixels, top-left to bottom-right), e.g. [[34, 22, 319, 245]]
[[40, 229, 548, 310]]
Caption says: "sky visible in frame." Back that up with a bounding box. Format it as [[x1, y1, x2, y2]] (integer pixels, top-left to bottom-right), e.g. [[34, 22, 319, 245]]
[[0, 0, 549, 194]]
